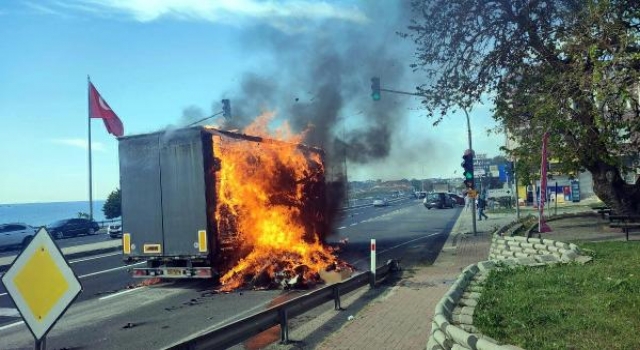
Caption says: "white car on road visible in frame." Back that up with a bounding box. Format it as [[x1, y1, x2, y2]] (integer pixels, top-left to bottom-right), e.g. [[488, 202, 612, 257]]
[[372, 198, 389, 207], [0, 223, 36, 251]]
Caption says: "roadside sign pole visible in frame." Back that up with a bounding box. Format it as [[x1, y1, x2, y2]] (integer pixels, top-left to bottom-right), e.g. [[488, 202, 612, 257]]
[[35, 336, 46, 350], [370, 239, 376, 288], [514, 159, 520, 219], [555, 181, 558, 216]]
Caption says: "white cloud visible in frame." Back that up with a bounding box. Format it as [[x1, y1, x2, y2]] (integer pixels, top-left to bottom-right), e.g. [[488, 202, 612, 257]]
[[52, 0, 369, 29], [52, 138, 106, 152], [24, 2, 74, 17]]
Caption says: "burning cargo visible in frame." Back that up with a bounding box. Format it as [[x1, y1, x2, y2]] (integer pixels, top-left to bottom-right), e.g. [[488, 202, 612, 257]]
[[119, 123, 337, 289]]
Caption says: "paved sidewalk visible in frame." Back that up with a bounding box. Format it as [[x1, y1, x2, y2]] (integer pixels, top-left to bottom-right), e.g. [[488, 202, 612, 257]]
[[261, 202, 599, 350], [314, 208, 515, 350], [261, 207, 518, 350]]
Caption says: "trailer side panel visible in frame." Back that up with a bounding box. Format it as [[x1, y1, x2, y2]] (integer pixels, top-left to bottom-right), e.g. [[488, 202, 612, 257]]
[[119, 133, 164, 258]]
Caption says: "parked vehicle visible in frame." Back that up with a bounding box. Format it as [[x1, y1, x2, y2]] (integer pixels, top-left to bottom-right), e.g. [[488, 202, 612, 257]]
[[423, 192, 454, 209], [0, 223, 36, 250], [108, 223, 122, 238], [47, 218, 100, 239], [372, 198, 388, 207], [448, 194, 465, 206], [119, 126, 327, 279]]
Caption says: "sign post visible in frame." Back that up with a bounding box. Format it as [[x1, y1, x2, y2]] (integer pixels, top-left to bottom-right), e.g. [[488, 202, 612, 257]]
[[539, 132, 552, 233], [370, 239, 376, 288], [1, 228, 82, 349]]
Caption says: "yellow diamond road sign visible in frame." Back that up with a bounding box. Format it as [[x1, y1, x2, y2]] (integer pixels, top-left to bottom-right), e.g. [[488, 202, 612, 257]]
[[1, 227, 82, 341]]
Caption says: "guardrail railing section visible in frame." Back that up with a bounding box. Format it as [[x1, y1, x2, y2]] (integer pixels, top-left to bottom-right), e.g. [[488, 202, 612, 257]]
[[166, 259, 400, 350]]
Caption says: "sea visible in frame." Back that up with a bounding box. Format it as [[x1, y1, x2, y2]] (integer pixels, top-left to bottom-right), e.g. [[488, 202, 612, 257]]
[[0, 200, 112, 227]]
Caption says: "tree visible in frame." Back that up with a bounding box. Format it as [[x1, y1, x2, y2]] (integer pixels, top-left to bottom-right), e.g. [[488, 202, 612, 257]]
[[102, 188, 121, 219], [404, 0, 640, 214]]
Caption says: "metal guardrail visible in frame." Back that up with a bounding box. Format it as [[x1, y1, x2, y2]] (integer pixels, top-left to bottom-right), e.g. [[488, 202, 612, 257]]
[[165, 259, 400, 350], [339, 197, 411, 211]]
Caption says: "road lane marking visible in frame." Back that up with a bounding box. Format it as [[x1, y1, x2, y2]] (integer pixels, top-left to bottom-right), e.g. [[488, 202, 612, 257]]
[[99, 287, 145, 301], [352, 231, 441, 265], [78, 261, 146, 279], [349, 223, 357, 227], [206, 301, 272, 331], [69, 251, 121, 264], [0, 261, 147, 299], [0, 308, 19, 317], [337, 226, 346, 230], [0, 320, 24, 331]]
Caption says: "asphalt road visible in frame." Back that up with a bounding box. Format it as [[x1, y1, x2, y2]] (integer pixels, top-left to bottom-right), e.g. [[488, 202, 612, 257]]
[[0, 197, 461, 349], [0, 232, 118, 259]]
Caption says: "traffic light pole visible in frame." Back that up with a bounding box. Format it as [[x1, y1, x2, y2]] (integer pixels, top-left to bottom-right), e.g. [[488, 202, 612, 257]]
[[463, 107, 478, 236], [370, 78, 477, 234], [378, 88, 424, 97]]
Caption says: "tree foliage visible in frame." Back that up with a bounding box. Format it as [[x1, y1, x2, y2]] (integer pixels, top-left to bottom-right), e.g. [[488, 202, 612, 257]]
[[404, 0, 640, 213], [102, 188, 121, 219]]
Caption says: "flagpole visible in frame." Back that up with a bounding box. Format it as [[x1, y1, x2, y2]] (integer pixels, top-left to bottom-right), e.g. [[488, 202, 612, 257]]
[[87, 76, 94, 221]]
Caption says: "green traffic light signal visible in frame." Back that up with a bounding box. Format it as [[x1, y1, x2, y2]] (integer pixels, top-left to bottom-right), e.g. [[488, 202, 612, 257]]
[[371, 77, 381, 101], [461, 151, 475, 189]]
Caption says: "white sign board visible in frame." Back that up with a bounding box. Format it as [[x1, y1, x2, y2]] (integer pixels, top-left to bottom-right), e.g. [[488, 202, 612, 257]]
[[487, 188, 512, 198], [1, 228, 82, 341]]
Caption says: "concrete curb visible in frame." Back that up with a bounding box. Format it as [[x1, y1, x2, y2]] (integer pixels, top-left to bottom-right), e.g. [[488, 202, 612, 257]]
[[427, 220, 591, 350]]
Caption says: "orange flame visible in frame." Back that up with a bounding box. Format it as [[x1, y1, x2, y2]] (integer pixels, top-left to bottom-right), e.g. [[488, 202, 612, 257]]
[[213, 113, 336, 290]]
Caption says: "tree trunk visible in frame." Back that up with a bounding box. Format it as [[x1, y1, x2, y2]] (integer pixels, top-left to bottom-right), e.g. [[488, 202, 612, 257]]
[[589, 161, 640, 215]]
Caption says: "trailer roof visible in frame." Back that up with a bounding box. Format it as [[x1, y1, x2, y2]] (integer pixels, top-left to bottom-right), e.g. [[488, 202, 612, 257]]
[[119, 126, 324, 155]]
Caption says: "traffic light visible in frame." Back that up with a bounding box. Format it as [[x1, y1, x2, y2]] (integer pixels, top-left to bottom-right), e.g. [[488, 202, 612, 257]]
[[222, 99, 231, 119], [370, 77, 381, 101], [461, 150, 475, 189]]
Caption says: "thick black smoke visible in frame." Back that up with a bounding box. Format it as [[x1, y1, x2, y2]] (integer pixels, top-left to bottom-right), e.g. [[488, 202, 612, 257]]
[[182, 2, 420, 168]]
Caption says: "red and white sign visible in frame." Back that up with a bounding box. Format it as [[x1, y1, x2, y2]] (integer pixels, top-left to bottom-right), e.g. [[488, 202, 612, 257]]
[[89, 81, 124, 137]]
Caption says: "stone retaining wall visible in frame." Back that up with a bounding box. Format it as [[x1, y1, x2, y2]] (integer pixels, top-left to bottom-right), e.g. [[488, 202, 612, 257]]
[[426, 231, 588, 350], [489, 235, 582, 263]]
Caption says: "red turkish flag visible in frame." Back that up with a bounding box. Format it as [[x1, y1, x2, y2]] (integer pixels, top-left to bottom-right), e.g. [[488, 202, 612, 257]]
[[88, 82, 124, 137]]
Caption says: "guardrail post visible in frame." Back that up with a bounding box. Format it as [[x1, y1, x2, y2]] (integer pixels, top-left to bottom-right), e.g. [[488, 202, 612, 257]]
[[278, 308, 289, 344], [333, 285, 341, 310], [370, 239, 376, 288]]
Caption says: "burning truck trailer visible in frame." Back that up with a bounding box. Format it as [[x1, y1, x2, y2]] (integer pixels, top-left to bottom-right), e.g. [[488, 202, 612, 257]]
[[118, 125, 343, 289]]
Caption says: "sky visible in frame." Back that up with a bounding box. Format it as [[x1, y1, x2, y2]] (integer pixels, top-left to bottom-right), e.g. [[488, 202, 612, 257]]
[[0, 0, 502, 204]]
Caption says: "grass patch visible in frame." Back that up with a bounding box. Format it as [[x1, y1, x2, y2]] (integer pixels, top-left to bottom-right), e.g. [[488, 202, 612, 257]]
[[474, 241, 640, 350]]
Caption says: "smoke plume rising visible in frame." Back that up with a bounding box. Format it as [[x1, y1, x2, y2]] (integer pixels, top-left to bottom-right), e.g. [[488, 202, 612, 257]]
[[181, 2, 423, 175]]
